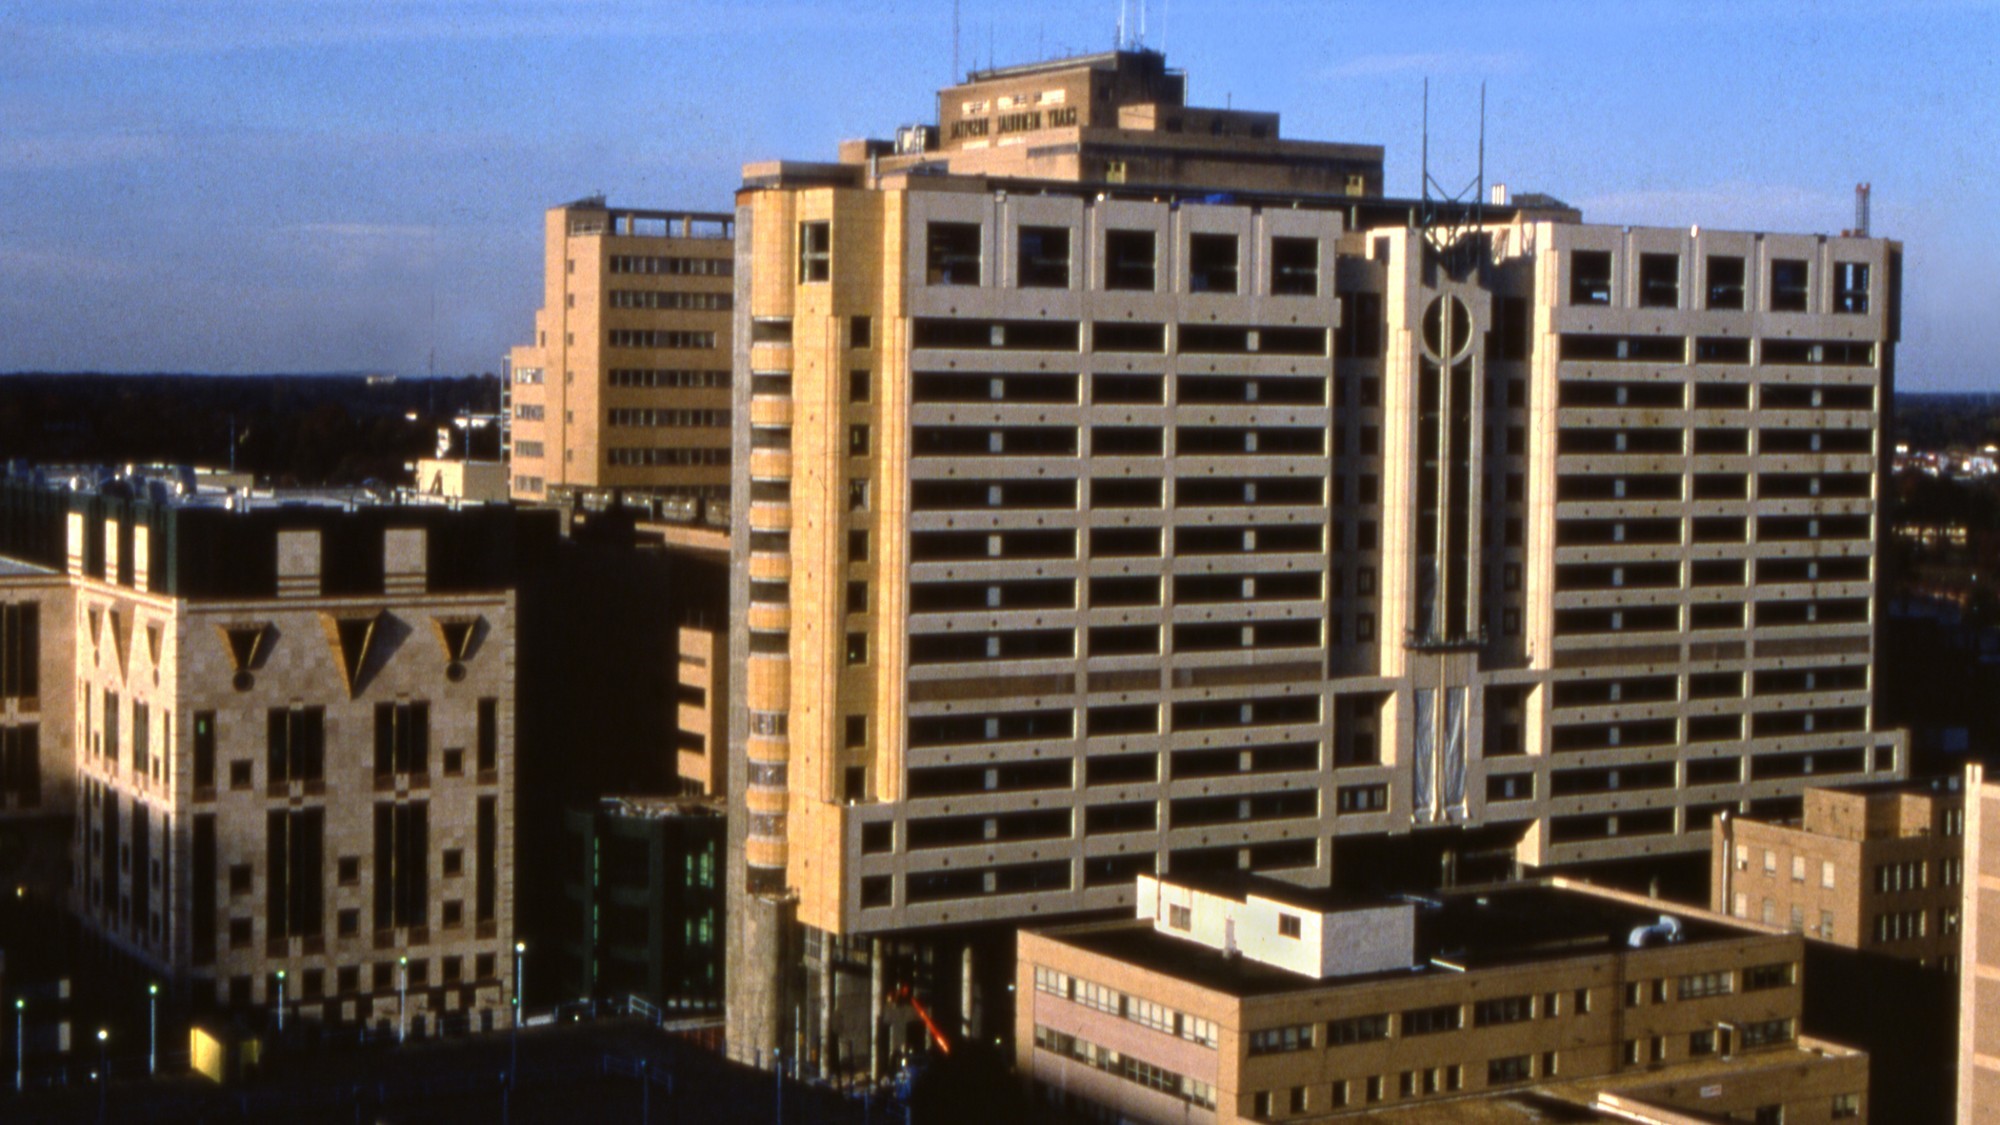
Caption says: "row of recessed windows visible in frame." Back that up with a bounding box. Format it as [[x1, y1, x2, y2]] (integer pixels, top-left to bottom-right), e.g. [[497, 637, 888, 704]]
[[800, 218, 1328, 296], [1031, 1025, 1216, 1109], [606, 447, 729, 467], [1570, 250, 1871, 314], [1032, 966, 1218, 1046], [606, 408, 732, 428], [607, 289, 732, 312]]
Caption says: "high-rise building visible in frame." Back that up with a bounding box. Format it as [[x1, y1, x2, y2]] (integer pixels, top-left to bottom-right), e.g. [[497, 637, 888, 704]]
[[723, 48, 1906, 1072], [506, 199, 735, 511], [1710, 778, 1965, 968], [1960, 762, 2000, 1122]]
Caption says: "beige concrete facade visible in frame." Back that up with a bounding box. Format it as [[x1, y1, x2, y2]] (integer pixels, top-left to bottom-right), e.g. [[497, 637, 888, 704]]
[[508, 200, 734, 508], [730, 179, 1906, 941], [1710, 780, 1965, 968], [1017, 879, 1865, 1124], [1962, 762, 2000, 1123]]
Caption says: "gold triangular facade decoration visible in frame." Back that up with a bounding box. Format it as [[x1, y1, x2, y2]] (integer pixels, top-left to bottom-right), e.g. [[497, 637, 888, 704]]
[[319, 610, 384, 698], [430, 617, 477, 663], [216, 623, 270, 672], [106, 610, 129, 677], [146, 623, 162, 668]]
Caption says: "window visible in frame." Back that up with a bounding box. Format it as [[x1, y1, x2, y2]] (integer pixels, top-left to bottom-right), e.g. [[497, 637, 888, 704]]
[[1105, 229, 1156, 290], [1270, 237, 1318, 295], [926, 222, 981, 285], [476, 698, 498, 774], [1678, 970, 1732, 999], [1834, 262, 1869, 313], [1638, 253, 1679, 307], [846, 633, 868, 666], [1248, 1025, 1313, 1055], [1277, 913, 1302, 939], [1832, 1092, 1861, 1119], [1018, 226, 1070, 287], [1706, 255, 1746, 309], [1822, 860, 1836, 889], [850, 315, 872, 349], [0, 603, 38, 700], [1770, 258, 1809, 311], [193, 712, 216, 790], [849, 424, 870, 456], [1473, 995, 1533, 1026], [1326, 1013, 1389, 1046], [373, 701, 429, 776], [1739, 1018, 1794, 1048], [1792, 855, 1806, 882], [798, 221, 830, 282], [267, 707, 325, 784], [850, 369, 871, 402], [1167, 904, 1191, 931], [1570, 250, 1612, 305], [1690, 1029, 1716, 1056], [1488, 1055, 1532, 1085], [1401, 1004, 1461, 1036], [1188, 233, 1239, 293], [1742, 962, 1795, 991]]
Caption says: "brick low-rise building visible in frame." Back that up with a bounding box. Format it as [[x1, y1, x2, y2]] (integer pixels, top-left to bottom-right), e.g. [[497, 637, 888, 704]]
[[1018, 874, 1866, 1123], [1712, 779, 1966, 969]]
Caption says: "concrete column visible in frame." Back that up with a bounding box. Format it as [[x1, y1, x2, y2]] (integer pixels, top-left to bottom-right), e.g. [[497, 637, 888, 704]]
[[725, 891, 793, 1069], [869, 939, 884, 1081]]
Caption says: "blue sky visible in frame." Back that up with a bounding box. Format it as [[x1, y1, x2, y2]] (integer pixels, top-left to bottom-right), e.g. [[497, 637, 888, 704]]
[[2, 0, 1995, 390]]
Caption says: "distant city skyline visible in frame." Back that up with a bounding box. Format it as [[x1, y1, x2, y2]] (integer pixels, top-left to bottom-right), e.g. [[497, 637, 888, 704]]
[[2, 0, 1994, 390]]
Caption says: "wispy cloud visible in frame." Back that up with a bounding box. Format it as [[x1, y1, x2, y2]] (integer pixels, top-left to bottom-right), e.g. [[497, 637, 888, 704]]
[[1573, 182, 1852, 233], [1322, 50, 1528, 79], [30, 0, 839, 58], [0, 132, 173, 171]]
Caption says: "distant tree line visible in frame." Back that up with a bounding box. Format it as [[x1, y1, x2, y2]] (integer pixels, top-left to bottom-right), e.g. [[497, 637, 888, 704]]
[[1893, 392, 2000, 452], [0, 373, 500, 487]]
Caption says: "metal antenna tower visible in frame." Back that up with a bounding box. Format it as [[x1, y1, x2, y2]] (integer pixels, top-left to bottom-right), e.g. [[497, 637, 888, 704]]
[[1418, 79, 1490, 278]]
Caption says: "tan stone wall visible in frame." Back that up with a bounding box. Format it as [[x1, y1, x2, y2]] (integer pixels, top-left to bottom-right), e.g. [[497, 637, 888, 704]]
[[68, 529, 516, 1030]]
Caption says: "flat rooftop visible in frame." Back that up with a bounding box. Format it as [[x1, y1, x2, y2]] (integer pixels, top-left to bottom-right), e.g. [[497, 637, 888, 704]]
[[1038, 882, 1750, 998]]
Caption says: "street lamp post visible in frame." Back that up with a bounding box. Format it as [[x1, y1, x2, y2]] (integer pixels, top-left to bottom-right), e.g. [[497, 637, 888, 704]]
[[397, 958, 408, 1045], [275, 971, 286, 1034], [147, 984, 158, 1075], [14, 998, 23, 1093], [510, 941, 525, 1089], [95, 1028, 108, 1125]]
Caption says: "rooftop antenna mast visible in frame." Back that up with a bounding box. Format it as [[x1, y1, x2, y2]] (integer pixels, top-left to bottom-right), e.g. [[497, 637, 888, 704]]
[[1855, 182, 1871, 237], [1418, 78, 1490, 278], [952, 0, 960, 81]]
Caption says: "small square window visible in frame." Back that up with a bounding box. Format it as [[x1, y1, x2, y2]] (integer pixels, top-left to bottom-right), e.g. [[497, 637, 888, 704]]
[[845, 715, 867, 749], [229, 864, 253, 895], [337, 966, 359, 995], [1018, 226, 1071, 288], [850, 315, 873, 348], [849, 424, 870, 456], [1770, 258, 1810, 311], [338, 908, 360, 937], [443, 849, 463, 877], [338, 857, 361, 885], [1278, 913, 1302, 939], [228, 917, 252, 949], [443, 956, 463, 983], [476, 953, 496, 980], [848, 529, 869, 563], [442, 748, 463, 776], [373, 963, 393, 991], [1570, 250, 1612, 305], [442, 900, 463, 928], [846, 633, 868, 666], [229, 760, 253, 790], [847, 581, 868, 614], [850, 369, 871, 403]]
